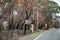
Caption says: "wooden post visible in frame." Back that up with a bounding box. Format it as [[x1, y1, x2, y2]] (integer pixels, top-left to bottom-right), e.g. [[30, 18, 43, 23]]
[[30, 24, 34, 32], [45, 23, 47, 29]]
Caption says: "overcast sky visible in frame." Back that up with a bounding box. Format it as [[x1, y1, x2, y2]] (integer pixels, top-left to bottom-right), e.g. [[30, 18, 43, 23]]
[[52, 0, 60, 6]]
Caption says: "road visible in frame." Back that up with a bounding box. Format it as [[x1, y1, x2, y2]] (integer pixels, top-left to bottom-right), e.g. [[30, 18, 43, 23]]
[[34, 28, 60, 40], [18, 30, 46, 40]]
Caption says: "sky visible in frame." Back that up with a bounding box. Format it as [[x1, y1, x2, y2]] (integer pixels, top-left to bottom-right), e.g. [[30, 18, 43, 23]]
[[52, 0, 60, 6]]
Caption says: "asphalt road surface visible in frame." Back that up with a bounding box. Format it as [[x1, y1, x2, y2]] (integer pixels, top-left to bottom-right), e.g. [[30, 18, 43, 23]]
[[34, 28, 60, 40]]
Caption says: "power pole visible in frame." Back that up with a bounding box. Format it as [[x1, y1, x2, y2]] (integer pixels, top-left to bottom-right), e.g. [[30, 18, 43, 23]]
[[37, 10, 39, 30]]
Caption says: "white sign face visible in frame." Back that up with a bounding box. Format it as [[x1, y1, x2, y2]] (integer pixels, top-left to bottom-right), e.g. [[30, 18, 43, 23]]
[[13, 9, 18, 16]]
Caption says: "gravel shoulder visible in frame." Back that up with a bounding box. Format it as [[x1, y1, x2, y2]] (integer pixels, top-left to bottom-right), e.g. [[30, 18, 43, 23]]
[[18, 30, 47, 40]]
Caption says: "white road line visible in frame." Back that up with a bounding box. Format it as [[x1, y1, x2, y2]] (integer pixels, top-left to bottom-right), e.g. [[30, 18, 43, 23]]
[[34, 32, 45, 40], [34, 30, 50, 40], [34, 29, 55, 40]]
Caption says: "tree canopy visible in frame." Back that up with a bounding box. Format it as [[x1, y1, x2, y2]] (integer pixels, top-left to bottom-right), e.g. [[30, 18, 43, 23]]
[[37, 0, 60, 23]]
